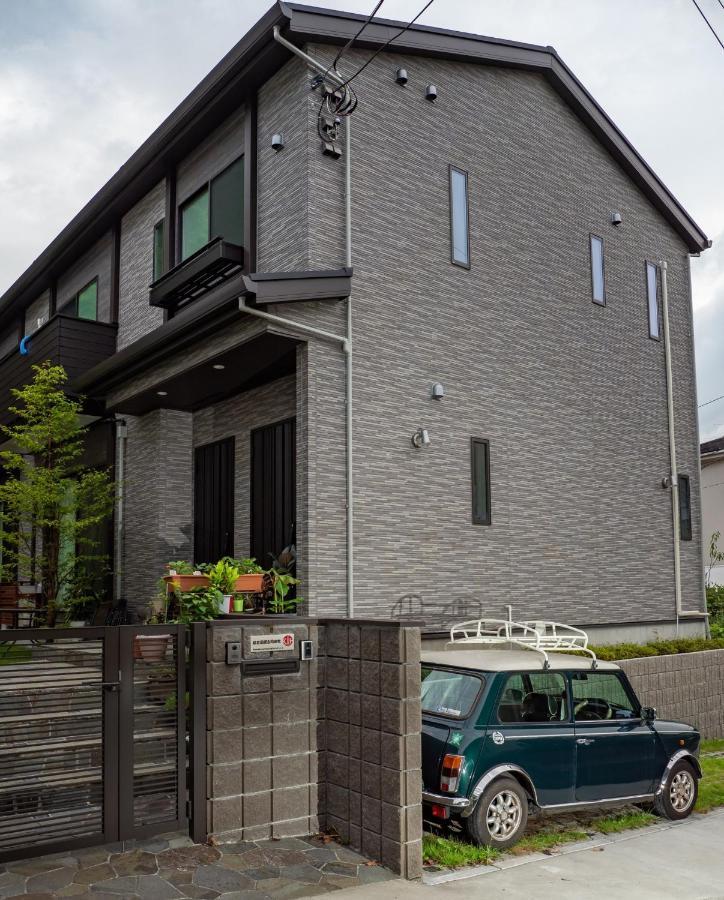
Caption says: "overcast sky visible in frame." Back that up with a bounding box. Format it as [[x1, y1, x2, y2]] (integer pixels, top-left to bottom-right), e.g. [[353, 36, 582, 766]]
[[1, 0, 722, 437]]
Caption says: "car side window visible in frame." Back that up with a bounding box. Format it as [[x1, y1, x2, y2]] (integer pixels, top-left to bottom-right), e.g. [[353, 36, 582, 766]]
[[497, 673, 568, 723], [570, 672, 639, 721]]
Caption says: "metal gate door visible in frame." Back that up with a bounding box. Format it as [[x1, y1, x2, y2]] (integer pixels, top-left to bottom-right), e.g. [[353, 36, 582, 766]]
[[0, 624, 187, 863]]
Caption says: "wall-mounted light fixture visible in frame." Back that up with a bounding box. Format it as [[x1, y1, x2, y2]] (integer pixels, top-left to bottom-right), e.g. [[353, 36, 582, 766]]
[[425, 84, 438, 102], [611, 211, 622, 226], [411, 428, 431, 448], [271, 133, 284, 152], [395, 67, 409, 85], [212, 363, 225, 370], [431, 382, 444, 400], [156, 390, 168, 397]]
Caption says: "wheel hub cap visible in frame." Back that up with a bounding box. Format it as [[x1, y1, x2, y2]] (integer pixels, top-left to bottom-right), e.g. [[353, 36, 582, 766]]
[[486, 789, 522, 840], [669, 771, 694, 812]]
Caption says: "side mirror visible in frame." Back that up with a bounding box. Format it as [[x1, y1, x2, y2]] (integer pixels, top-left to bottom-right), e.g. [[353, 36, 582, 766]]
[[641, 706, 657, 722]]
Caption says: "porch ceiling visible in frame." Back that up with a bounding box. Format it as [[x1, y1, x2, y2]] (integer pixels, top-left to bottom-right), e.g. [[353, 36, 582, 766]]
[[108, 330, 297, 416]]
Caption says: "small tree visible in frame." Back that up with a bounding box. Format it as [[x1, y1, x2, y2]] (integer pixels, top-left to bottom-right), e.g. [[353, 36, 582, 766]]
[[0, 362, 115, 624]]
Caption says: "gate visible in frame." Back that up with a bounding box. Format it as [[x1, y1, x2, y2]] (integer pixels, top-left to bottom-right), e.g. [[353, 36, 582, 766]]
[[0, 624, 188, 862]]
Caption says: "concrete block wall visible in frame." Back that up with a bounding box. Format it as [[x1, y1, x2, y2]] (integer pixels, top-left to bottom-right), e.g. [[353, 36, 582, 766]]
[[617, 649, 724, 738], [320, 622, 423, 879], [205, 619, 423, 880]]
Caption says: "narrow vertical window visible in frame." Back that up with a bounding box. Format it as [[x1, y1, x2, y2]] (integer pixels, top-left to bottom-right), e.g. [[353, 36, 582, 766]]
[[450, 166, 470, 268], [590, 234, 606, 305], [471, 438, 491, 525], [76, 280, 98, 320], [180, 187, 210, 261], [153, 219, 165, 281], [679, 474, 692, 541], [646, 261, 660, 339]]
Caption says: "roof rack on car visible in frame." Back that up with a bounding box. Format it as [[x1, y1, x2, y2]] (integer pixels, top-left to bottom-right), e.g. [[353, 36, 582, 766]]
[[448, 619, 598, 669]]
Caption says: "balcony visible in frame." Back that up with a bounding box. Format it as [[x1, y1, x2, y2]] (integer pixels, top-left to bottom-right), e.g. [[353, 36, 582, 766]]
[[148, 238, 243, 311], [0, 314, 117, 427]]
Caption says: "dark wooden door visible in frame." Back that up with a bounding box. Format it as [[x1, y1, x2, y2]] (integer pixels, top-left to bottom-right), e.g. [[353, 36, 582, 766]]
[[194, 438, 235, 564], [250, 418, 295, 569]]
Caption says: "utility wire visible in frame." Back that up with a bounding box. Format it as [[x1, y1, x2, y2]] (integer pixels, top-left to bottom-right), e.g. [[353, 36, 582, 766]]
[[690, 0, 724, 51], [337, 0, 436, 91], [699, 393, 724, 408], [330, 0, 385, 71]]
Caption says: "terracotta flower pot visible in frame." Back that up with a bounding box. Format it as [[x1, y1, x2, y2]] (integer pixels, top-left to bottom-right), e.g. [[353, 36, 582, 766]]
[[135, 634, 171, 663], [163, 574, 210, 591], [234, 574, 265, 593]]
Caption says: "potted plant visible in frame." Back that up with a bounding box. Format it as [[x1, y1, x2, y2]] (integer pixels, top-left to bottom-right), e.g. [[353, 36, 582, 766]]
[[206, 558, 240, 614], [174, 586, 223, 624], [232, 557, 265, 593], [266, 570, 302, 615], [163, 560, 210, 592]]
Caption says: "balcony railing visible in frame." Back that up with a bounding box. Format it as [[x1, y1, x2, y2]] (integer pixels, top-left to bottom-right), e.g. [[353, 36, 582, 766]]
[[0, 314, 117, 426], [148, 238, 244, 311]]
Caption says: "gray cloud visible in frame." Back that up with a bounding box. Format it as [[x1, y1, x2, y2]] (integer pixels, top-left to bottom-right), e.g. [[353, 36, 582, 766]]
[[1, 0, 722, 436]]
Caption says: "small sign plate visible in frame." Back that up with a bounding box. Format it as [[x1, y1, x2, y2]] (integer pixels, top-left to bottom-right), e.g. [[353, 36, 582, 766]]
[[249, 633, 295, 653]]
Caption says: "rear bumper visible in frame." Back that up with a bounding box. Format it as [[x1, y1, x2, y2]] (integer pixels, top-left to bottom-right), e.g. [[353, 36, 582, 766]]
[[422, 790, 471, 810]]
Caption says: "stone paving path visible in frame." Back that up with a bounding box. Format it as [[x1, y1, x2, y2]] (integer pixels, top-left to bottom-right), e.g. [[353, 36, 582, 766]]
[[0, 833, 396, 899]]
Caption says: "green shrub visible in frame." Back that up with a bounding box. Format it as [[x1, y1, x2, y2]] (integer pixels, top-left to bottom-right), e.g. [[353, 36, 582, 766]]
[[707, 584, 724, 623], [591, 637, 724, 661]]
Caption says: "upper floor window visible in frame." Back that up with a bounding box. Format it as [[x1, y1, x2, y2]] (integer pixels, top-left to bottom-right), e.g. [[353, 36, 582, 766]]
[[679, 473, 692, 541], [449, 166, 470, 268], [179, 156, 244, 262], [590, 234, 606, 305], [60, 279, 98, 321], [471, 438, 491, 525], [646, 261, 660, 340], [153, 220, 165, 281]]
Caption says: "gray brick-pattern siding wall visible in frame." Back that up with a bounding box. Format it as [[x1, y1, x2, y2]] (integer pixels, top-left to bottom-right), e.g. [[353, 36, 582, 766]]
[[618, 650, 724, 738], [320, 622, 423, 879], [23, 290, 50, 334], [177, 105, 246, 206], [57, 231, 114, 323], [118, 180, 165, 349]]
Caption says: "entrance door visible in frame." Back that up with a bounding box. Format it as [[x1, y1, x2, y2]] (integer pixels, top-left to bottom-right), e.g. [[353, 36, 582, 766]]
[[250, 418, 296, 568], [194, 438, 235, 564]]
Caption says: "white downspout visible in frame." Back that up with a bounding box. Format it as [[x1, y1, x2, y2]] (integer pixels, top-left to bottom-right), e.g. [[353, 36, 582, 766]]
[[114, 418, 127, 602], [260, 22, 356, 618], [660, 260, 700, 627]]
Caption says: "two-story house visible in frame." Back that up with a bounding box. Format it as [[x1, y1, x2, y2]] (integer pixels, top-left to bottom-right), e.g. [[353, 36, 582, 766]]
[[0, 3, 711, 640]]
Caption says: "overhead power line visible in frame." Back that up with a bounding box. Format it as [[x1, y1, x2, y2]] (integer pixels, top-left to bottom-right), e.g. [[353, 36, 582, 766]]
[[699, 393, 724, 409], [689, 0, 724, 52], [330, 0, 385, 72]]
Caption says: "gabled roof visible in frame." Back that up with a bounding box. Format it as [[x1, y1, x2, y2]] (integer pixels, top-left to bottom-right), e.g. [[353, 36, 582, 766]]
[[0, 2, 710, 327], [701, 435, 724, 456]]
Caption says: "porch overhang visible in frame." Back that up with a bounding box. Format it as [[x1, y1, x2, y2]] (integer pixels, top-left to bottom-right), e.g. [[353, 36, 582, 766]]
[[243, 268, 352, 305]]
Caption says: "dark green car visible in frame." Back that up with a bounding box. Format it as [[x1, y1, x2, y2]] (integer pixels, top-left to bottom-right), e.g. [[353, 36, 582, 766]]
[[421, 650, 702, 848]]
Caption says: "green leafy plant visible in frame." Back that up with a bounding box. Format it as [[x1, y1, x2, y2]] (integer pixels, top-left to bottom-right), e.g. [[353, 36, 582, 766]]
[[62, 562, 107, 624], [165, 560, 195, 575], [267, 570, 302, 614], [174, 586, 223, 623], [228, 557, 265, 574], [0, 363, 115, 625], [706, 531, 724, 588], [206, 558, 240, 594]]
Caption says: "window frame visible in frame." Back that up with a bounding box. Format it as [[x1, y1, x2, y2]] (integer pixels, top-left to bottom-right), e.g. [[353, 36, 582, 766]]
[[58, 277, 99, 321], [471, 437, 491, 526], [177, 155, 244, 262], [494, 671, 572, 726], [421, 666, 485, 721], [589, 233, 606, 306], [678, 473, 693, 542], [569, 670, 642, 724], [449, 164, 471, 269], [153, 219, 165, 282], [645, 260, 661, 341]]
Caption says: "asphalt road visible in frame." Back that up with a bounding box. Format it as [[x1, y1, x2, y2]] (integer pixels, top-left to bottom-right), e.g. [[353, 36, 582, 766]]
[[336, 809, 724, 899]]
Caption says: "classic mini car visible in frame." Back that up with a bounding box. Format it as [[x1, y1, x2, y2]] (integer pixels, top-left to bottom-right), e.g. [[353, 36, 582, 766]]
[[421, 620, 702, 848]]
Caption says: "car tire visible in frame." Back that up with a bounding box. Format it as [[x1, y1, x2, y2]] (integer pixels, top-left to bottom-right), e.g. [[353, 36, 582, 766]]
[[466, 776, 529, 849], [654, 759, 698, 821]]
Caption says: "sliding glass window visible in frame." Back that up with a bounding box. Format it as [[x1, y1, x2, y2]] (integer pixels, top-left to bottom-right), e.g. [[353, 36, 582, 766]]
[[179, 157, 244, 262], [646, 261, 660, 339], [180, 188, 210, 261], [590, 234, 606, 305], [450, 166, 470, 268]]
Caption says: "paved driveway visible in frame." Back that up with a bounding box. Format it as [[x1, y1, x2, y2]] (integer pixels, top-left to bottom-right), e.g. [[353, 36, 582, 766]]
[[335, 810, 724, 900]]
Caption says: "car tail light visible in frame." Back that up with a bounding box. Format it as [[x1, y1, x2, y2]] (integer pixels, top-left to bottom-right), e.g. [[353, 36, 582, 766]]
[[440, 754, 464, 792], [431, 804, 449, 819]]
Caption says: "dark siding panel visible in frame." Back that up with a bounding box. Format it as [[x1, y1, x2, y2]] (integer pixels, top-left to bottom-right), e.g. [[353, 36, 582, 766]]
[[250, 418, 295, 568], [194, 437, 234, 564]]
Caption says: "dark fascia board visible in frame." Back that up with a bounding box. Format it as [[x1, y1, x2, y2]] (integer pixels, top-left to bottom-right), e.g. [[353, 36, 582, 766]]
[[1, 2, 709, 328], [282, 3, 710, 253], [72, 273, 250, 396], [243, 267, 352, 304]]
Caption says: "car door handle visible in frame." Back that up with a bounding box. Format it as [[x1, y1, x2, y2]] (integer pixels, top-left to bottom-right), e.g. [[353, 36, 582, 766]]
[[576, 738, 595, 746]]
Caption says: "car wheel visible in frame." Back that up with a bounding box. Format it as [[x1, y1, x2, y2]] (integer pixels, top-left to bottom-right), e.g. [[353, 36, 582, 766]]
[[466, 776, 528, 849], [654, 760, 698, 820]]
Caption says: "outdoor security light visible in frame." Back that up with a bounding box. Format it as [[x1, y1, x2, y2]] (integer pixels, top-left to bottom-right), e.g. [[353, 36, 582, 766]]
[[212, 364, 225, 370], [396, 68, 409, 85], [411, 428, 431, 448], [425, 84, 438, 101], [611, 211, 622, 226], [271, 133, 284, 152], [156, 391, 168, 397], [431, 382, 444, 400]]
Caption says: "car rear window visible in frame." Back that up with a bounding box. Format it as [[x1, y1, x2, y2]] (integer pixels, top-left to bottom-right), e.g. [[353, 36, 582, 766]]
[[421, 667, 484, 719]]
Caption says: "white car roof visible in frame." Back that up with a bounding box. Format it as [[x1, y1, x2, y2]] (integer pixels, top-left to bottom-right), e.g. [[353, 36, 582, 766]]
[[421, 649, 620, 672]]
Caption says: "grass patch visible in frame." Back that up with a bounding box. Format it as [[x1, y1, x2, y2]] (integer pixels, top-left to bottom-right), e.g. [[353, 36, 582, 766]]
[[592, 810, 656, 833], [422, 833, 500, 868], [698, 755, 724, 812], [0, 644, 31, 665], [510, 828, 587, 855], [701, 738, 724, 755]]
